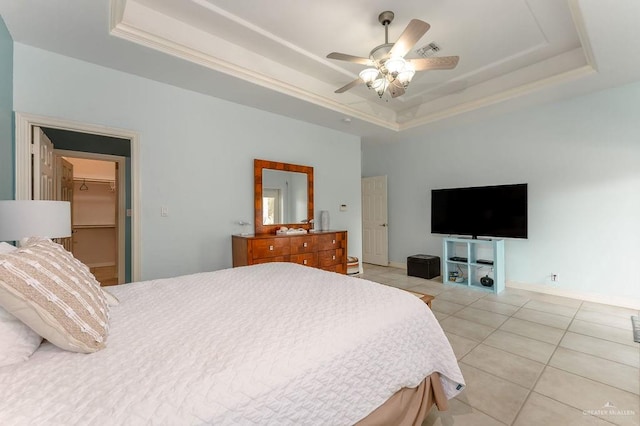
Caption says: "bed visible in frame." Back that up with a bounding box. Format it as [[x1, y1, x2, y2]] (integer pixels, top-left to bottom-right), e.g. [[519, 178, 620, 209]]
[[0, 246, 464, 425]]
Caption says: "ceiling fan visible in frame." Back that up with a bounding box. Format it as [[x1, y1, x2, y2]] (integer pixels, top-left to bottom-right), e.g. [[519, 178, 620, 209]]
[[327, 11, 459, 99]]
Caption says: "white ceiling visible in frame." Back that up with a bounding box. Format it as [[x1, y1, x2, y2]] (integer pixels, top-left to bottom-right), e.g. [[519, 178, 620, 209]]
[[1, 0, 640, 141]]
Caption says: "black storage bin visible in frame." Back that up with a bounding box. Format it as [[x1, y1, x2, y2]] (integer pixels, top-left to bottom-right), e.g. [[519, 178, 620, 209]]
[[407, 254, 441, 280]]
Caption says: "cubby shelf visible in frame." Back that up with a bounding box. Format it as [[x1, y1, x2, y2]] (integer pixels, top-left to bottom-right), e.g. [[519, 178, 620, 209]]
[[442, 237, 505, 294]]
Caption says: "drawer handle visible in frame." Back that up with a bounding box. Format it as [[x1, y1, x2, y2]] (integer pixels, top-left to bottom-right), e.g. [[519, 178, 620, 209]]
[[303, 259, 307, 265], [269, 245, 274, 251], [332, 239, 336, 244], [332, 255, 336, 260], [303, 242, 307, 248]]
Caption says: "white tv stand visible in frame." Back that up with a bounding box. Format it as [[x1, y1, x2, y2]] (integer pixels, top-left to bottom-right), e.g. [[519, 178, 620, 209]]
[[442, 237, 505, 293]]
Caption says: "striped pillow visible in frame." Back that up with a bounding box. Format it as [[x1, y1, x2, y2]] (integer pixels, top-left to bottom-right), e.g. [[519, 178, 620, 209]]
[[0, 238, 109, 353]]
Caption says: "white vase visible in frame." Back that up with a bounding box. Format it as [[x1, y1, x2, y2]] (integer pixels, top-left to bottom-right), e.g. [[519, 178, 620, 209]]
[[320, 210, 330, 231]]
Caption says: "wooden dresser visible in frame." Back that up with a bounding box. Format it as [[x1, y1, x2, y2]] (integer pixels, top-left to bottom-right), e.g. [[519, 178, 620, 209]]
[[232, 230, 348, 274]]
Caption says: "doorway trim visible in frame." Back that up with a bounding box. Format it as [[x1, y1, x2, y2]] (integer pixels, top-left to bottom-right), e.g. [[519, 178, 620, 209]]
[[15, 112, 141, 282]]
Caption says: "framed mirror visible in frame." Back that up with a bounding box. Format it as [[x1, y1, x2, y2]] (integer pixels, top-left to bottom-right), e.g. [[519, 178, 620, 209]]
[[254, 159, 314, 234]]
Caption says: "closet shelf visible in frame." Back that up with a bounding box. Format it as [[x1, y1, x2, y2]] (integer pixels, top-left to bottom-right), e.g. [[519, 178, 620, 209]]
[[73, 224, 116, 229]]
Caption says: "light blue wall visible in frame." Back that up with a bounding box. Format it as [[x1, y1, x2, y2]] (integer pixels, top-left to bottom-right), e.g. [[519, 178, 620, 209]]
[[363, 82, 640, 301], [12, 43, 362, 280], [0, 17, 13, 200]]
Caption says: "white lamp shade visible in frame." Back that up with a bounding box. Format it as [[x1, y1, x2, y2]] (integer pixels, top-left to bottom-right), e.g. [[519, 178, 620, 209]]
[[385, 57, 406, 76], [359, 68, 380, 84], [0, 200, 72, 242]]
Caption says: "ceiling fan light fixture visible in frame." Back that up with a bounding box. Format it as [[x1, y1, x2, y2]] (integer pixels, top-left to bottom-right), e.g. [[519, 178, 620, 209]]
[[359, 68, 380, 86], [397, 62, 415, 87], [385, 57, 406, 77], [371, 78, 389, 97]]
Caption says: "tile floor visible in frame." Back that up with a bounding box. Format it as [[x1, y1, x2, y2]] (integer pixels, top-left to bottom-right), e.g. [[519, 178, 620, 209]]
[[359, 264, 640, 426]]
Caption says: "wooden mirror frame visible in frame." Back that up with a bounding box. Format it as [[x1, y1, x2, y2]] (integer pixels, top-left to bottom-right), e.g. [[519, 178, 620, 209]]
[[254, 159, 314, 235]]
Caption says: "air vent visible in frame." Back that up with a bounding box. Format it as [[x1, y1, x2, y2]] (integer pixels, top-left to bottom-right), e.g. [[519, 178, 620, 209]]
[[416, 42, 441, 58]]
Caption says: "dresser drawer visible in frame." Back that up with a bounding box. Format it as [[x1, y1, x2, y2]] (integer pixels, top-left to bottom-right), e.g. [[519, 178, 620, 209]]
[[251, 238, 290, 259], [290, 253, 318, 267], [253, 256, 290, 264], [316, 232, 346, 251], [318, 248, 345, 268], [289, 236, 317, 254]]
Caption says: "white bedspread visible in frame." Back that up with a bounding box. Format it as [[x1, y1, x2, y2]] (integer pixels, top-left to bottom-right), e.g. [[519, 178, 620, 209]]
[[0, 263, 464, 425]]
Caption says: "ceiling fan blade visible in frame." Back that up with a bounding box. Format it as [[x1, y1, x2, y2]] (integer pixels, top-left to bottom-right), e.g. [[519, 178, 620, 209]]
[[335, 78, 362, 94], [409, 56, 460, 71], [327, 52, 373, 66], [389, 84, 405, 98], [388, 19, 430, 58]]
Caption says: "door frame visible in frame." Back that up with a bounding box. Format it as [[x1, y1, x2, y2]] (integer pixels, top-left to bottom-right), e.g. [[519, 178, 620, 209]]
[[55, 150, 126, 285], [14, 112, 141, 282]]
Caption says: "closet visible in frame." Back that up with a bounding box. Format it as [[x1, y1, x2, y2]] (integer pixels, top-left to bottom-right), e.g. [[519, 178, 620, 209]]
[[65, 158, 118, 286]]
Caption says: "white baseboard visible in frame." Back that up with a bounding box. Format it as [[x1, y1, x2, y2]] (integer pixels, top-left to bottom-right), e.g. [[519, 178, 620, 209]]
[[375, 262, 638, 309], [507, 281, 640, 310]]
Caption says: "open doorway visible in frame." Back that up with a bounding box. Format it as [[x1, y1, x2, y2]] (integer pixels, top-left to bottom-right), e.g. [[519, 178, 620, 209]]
[[14, 112, 140, 282], [59, 155, 123, 286]]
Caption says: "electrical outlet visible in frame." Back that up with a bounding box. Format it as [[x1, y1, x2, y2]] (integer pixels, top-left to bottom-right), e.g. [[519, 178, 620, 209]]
[[161, 206, 168, 217], [551, 273, 559, 282]]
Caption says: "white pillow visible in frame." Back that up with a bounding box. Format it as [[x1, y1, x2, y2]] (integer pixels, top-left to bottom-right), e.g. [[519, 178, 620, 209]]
[[0, 238, 110, 353], [0, 242, 17, 254], [0, 306, 42, 367], [0, 242, 42, 367]]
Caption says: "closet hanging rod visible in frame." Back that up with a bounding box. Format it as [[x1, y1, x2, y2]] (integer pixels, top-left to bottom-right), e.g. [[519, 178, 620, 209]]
[[73, 178, 116, 184]]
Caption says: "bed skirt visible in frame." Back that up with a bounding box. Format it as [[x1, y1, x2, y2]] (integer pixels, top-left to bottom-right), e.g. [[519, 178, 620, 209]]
[[356, 373, 448, 426]]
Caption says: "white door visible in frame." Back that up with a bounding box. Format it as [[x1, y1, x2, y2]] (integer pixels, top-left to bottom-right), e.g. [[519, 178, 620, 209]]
[[55, 155, 74, 253], [362, 176, 389, 266], [33, 127, 55, 200]]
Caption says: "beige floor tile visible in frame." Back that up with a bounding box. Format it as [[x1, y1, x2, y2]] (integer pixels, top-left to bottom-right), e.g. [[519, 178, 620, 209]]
[[431, 299, 466, 315], [363, 275, 394, 285], [513, 392, 612, 425], [431, 310, 449, 322], [437, 289, 485, 306], [535, 367, 640, 426], [523, 299, 579, 318], [528, 292, 583, 307], [407, 282, 447, 296], [469, 299, 520, 316], [461, 344, 545, 389], [575, 310, 634, 331], [581, 301, 639, 318], [453, 307, 509, 328], [560, 332, 640, 368], [483, 330, 557, 364], [455, 363, 529, 424], [549, 347, 640, 395], [499, 318, 565, 345], [482, 292, 530, 307], [569, 319, 637, 347], [440, 317, 496, 342], [423, 398, 506, 426], [513, 307, 573, 329], [445, 332, 480, 360]]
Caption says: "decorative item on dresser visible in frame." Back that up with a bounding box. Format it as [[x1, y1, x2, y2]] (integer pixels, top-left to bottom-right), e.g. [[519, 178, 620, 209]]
[[232, 231, 348, 274]]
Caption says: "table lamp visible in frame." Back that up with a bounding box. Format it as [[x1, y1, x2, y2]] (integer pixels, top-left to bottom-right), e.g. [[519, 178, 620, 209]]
[[0, 200, 72, 245]]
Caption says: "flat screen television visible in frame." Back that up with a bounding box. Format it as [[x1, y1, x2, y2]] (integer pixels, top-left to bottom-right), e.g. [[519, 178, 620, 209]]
[[431, 183, 528, 239]]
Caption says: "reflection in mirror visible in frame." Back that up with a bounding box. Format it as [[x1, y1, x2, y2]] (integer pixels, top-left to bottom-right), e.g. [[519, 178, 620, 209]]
[[254, 159, 313, 235], [262, 169, 308, 225]]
